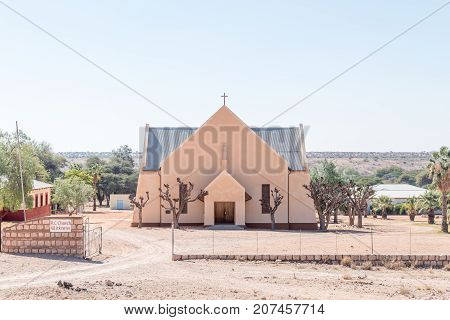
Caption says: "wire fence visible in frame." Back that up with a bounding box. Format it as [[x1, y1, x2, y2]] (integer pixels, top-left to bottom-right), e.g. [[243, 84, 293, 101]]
[[173, 227, 450, 256]]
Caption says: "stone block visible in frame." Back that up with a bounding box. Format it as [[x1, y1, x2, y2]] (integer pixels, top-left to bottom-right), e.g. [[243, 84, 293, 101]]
[[43, 220, 50, 225], [30, 225, 36, 230], [37, 225, 44, 230]]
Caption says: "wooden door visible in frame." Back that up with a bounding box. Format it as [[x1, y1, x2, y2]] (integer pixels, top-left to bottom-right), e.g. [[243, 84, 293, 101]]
[[214, 202, 235, 224]]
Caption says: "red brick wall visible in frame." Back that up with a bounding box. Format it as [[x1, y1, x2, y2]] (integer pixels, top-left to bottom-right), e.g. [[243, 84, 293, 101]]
[[1, 205, 51, 221], [1, 216, 84, 257]]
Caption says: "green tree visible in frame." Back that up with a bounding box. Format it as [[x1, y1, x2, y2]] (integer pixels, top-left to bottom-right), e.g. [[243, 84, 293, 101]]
[[88, 162, 103, 211], [418, 191, 440, 225], [33, 142, 67, 182], [403, 197, 418, 221], [64, 164, 93, 186], [375, 166, 404, 182], [311, 160, 344, 223], [427, 146, 449, 232], [0, 131, 47, 211], [100, 145, 138, 207], [52, 177, 94, 215], [372, 195, 393, 220], [415, 169, 433, 188]]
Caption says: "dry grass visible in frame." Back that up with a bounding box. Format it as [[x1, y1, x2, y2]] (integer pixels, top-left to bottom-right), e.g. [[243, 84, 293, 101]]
[[341, 256, 352, 267], [341, 273, 352, 280], [361, 261, 372, 270], [384, 259, 405, 270], [398, 286, 411, 296]]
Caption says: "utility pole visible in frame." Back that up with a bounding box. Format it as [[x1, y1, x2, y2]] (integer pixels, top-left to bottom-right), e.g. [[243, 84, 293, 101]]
[[15, 121, 27, 221]]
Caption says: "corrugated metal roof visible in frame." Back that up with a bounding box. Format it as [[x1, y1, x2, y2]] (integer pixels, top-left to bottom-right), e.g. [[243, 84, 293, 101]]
[[33, 180, 53, 190], [373, 184, 426, 199], [144, 126, 304, 171]]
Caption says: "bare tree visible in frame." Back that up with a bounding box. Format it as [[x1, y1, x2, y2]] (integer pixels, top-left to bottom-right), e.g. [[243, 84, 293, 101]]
[[342, 182, 374, 228], [259, 187, 284, 230], [129, 192, 150, 229], [304, 178, 345, 231], [159, 178, 208, 229]]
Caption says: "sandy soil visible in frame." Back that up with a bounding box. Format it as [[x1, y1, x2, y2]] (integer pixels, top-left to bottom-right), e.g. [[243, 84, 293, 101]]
[[0, 210, 448, 300]]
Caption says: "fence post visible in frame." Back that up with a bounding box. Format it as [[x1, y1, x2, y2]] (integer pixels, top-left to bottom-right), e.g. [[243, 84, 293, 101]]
[[409, 226, 412, 255], [335, 231, 338, 255], [299, 228, 302, 256], [213, 230, 215, 255], [370, 227, 374, 255], [256, 231, 259, 255], [171, 222, 174, 256]]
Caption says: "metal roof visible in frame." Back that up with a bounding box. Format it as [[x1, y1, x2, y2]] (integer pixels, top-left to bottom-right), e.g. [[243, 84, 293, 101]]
[[144, 126, 304, 171], [32, 180, 53, 190], [372, 184, 426, 199]]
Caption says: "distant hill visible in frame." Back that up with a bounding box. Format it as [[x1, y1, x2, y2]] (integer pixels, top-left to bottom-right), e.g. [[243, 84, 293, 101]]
[[59, 151, 431, 175]]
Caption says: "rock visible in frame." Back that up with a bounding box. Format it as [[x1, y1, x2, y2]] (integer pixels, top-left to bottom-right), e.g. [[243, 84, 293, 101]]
[[105, 280, 115, 287], [115, 282, 123, 287], [57, 281, 73, 290]]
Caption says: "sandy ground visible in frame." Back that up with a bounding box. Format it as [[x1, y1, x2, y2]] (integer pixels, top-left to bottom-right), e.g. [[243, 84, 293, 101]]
[[0, 210, 448, 300]]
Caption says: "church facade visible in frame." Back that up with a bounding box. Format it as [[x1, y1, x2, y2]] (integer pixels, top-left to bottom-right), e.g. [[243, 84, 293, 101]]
[[133, 105, 317, 230]]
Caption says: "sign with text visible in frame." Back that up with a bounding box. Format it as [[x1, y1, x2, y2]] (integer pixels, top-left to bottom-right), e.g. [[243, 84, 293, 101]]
[[50, 220, 72, 233]]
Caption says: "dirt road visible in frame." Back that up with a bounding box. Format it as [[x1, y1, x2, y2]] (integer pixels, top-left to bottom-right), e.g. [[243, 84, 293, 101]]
[[0, 211, 449, 300]]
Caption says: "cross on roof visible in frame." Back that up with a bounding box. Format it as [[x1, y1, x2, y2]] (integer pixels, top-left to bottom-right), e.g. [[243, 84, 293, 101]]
[[221, 92, 228, 105]]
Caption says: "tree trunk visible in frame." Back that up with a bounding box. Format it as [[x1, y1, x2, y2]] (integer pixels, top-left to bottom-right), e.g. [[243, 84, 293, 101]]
[[318, 214, 326, 231], [382, 209, 387, 220], [173, 212, 180, 229], [409, 213, 415, 222], [348, 208, 354, 226], [442, 193, 448, 233], [138, 208, 142, 229], [270, 213, 276, 230], [357, 209, 363, 228], [428, 211, 435, 224], [333, 210, 338, 224], [106, 195, 110, 207], [93, 196, 97, 211]]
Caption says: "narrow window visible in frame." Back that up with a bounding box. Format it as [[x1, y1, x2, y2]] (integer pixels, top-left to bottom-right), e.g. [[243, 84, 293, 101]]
[[179, 183, 188, 214], [45, 193, 48, 206], [40, 194, 44, 207], [261, 184, 270, 213], [35, 194, 39, 208]]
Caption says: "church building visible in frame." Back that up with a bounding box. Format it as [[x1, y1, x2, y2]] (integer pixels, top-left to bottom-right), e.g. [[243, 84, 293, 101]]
[[133, 104, 317, 230]]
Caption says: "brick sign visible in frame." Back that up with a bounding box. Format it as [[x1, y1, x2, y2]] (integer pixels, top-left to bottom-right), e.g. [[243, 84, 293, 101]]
[[50, 219, 72, 233]]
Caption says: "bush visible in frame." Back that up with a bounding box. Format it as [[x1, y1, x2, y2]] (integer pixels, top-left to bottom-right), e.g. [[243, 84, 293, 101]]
[[341, 256, 352, 267], [384, 259, 405, 270], [361, 261, 372, 270]]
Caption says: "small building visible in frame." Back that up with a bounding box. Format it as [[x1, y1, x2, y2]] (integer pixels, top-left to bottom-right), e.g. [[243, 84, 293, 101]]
[[372, 184, 427, 204], [110, 194, 131, 210], [1, 180, 53, 221]]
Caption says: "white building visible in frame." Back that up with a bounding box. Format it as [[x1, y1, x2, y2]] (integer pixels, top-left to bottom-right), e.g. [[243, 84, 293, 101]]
[[372, 184, 427, 204], [110, 194, 132, 210]]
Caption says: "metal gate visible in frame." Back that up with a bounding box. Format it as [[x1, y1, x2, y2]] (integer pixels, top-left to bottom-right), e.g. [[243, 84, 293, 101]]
[[83, 218, 102, 259]]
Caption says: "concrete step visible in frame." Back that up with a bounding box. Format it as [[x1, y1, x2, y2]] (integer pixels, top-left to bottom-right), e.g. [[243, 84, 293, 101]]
[[206, 224, 246, 230]]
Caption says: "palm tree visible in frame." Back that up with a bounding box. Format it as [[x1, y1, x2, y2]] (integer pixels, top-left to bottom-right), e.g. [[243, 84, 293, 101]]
[[403, 197, 418, 222], [427, 146, 449, 233], [88, 163, 103, 212], [373, 196, 392, 220], [418, 191, 440, 225]]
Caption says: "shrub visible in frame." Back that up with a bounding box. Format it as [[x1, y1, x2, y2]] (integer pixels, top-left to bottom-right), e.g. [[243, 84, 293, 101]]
[[341, 256, 352, 267], [384, 259, 405, 270], [361, 261, 372, 270]]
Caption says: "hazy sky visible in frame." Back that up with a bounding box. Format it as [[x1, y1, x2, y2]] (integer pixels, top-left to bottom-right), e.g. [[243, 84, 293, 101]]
[[0, 1, 449, 152]]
